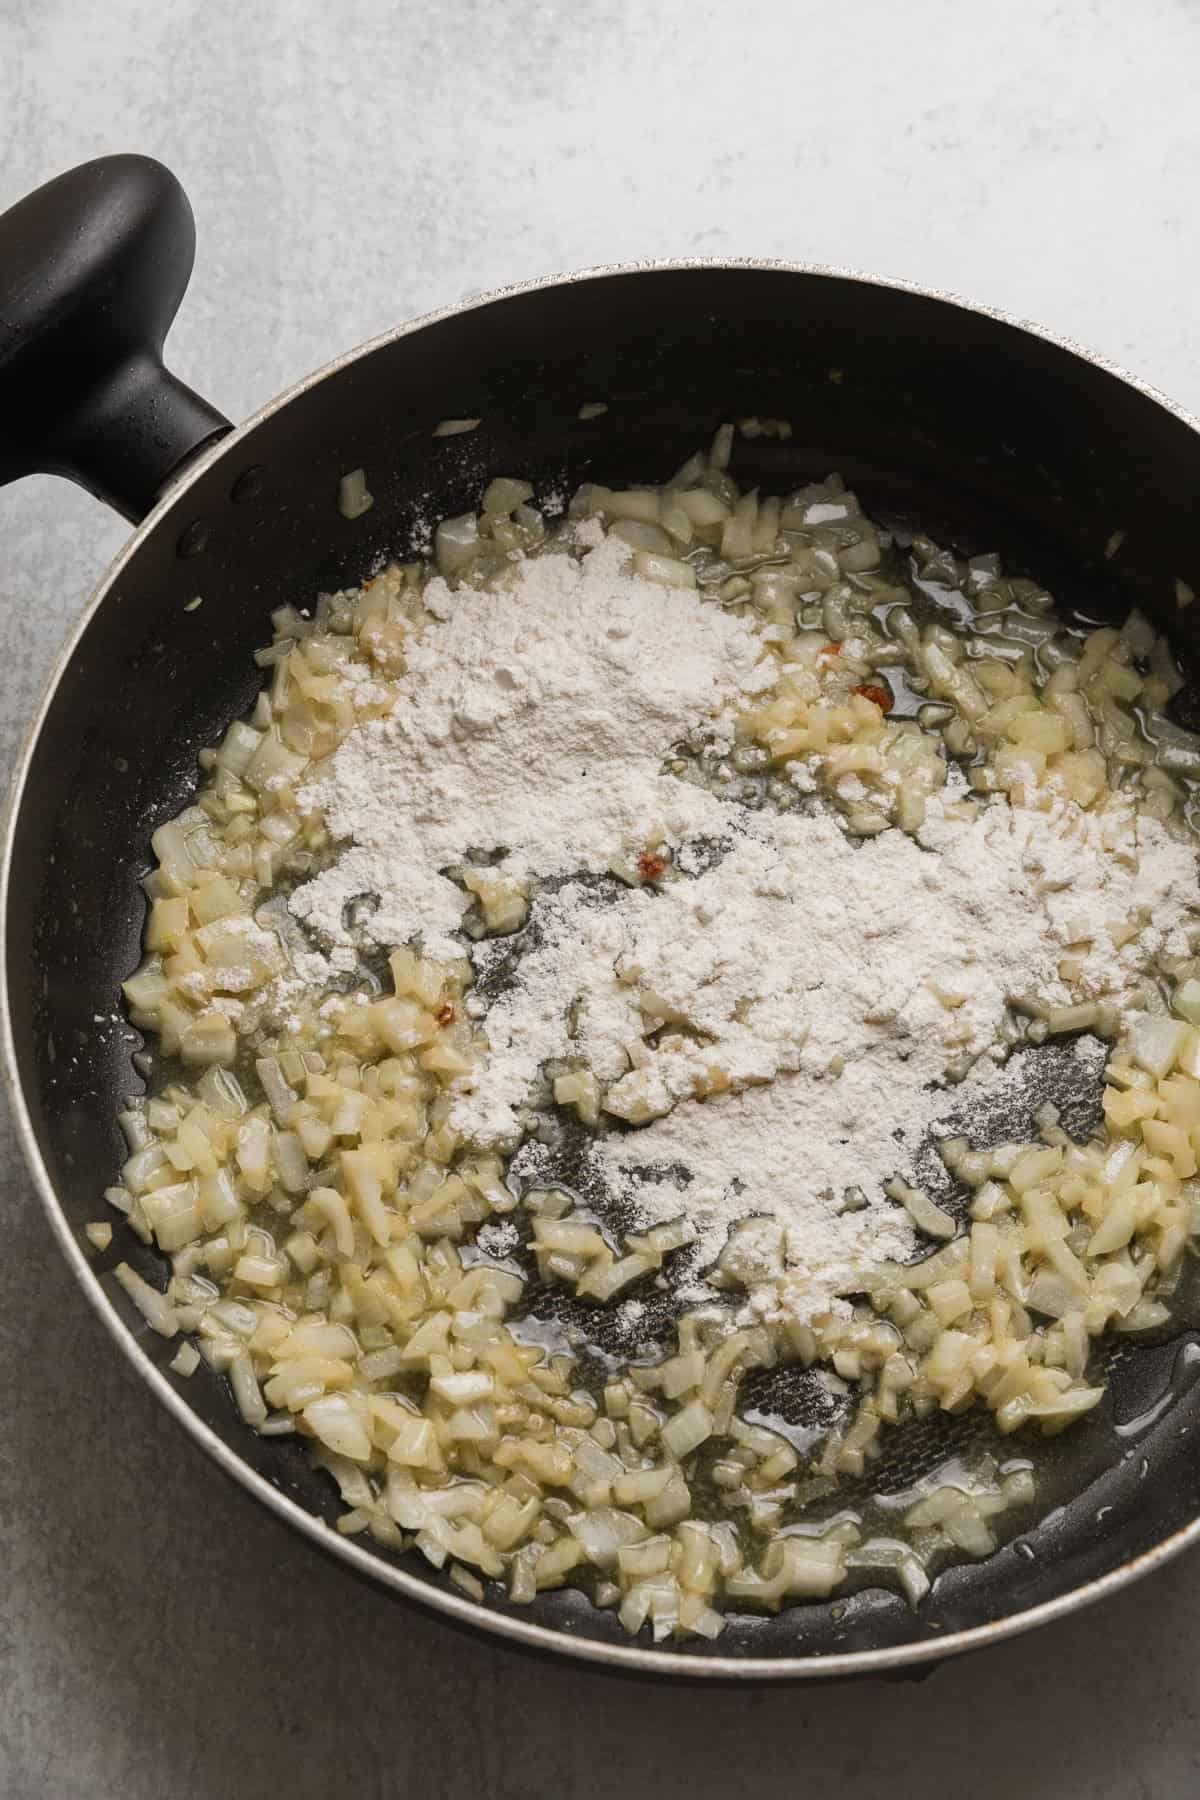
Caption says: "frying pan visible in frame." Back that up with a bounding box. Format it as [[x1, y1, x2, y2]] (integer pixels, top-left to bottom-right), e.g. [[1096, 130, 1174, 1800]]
[[4, 153, 1200, 1682]]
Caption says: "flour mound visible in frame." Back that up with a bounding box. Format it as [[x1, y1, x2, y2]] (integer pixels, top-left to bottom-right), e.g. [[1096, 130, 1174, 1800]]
[[288, 535, 771, 960], [448, 789, 1194, 1315]]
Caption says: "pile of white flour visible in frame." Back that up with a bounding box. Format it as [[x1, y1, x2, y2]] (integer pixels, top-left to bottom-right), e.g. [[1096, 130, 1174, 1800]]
[[283, 531, 1198, 1318], [453, 795, 1190, 1155], [465, 793, 1193, 1312], [290, 532, 771, 961]]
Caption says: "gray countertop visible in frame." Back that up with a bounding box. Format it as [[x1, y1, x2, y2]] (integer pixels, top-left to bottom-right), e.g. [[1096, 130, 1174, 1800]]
[[3, 3, 1200, 1793]]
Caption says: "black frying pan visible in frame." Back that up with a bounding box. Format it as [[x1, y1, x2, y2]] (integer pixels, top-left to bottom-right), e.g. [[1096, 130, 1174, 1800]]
[[4, 154, 1200, 1680]]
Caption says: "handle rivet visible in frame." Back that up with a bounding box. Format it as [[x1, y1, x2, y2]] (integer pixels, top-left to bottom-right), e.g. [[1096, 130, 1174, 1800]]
[[176, 519, 210, 558], [231, 465, 266, 504]]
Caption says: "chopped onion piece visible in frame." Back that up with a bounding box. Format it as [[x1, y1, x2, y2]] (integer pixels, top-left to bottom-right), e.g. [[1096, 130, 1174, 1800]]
[[114, 1263, 179, 1338], [337, 468, 374, 520]]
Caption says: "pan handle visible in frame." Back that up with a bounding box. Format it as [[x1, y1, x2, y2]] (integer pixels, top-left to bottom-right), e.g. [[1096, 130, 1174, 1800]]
[[0, 155, 232, 523]]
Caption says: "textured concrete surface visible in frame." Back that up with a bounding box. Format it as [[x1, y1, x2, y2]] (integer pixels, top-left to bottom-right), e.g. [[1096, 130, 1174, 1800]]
[[3, 2, 1200, 1794]]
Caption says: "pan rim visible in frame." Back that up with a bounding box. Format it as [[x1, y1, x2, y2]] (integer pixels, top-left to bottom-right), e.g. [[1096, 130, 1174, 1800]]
[[5, 253, 1200, 1679]]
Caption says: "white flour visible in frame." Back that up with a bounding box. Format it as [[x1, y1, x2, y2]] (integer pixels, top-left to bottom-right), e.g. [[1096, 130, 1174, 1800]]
[[474, 1219, 521, 1260], [453, 795, 1190, 1153], [459, 791, 1193, 1312], [281, 530, 1199, 1321], [289, 533, 770, 960]]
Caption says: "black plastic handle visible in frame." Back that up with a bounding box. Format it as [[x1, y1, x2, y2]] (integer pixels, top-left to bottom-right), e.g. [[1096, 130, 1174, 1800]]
[[0, 155, 232, 522]]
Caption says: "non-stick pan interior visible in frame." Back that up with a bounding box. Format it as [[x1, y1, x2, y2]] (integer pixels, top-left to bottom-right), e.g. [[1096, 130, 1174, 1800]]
[[10, 264, 1200, 1666]]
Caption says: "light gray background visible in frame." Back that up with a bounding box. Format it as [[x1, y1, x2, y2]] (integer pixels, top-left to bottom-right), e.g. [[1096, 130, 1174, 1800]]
[[3, 1, 1200, 1794]]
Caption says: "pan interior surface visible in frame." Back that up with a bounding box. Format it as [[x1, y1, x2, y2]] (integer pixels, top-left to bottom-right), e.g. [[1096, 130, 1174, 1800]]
[[9, 264, 1200, 1671]]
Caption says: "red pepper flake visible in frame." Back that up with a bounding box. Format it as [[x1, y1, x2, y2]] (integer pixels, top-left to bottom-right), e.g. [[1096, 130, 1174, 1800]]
[[637, 851, 667, 881], [853, 682, 893, 714], [436, 1003, 456, 1027], [817, 642, 841, 661]]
